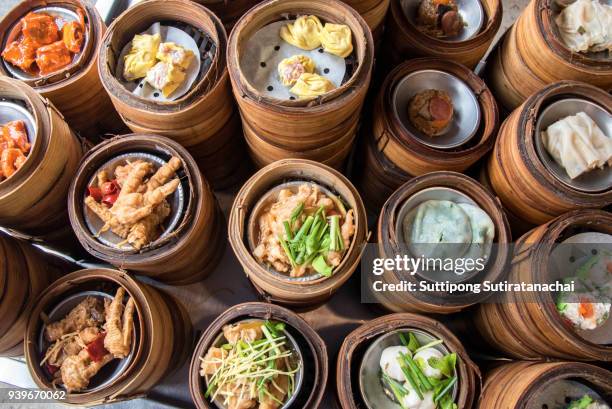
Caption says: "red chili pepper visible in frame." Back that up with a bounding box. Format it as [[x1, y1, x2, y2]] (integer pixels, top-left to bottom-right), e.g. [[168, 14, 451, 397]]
[[101, 179, 119, 195], [87, 186, 103, 202], [86, 332, 108, 363], [45, 362, 59, 375], [102, 192, 119, 207]]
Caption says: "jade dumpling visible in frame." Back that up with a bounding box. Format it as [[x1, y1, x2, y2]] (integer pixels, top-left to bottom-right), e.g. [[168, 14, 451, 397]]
[[123, 33, 161, 81], [280, 15, 323, 50], [320, 23, 353, 58], [277, 55, 316, 86], [289, 73, 335, 98]]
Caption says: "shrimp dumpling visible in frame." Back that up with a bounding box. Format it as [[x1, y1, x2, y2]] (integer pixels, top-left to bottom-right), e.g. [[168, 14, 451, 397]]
[[145, 61, 185, 97], [289, 73, 335, 97], [320, 23, 353, 58], [156, 42, 194, 70], [280, 15, 323, 50], [277, 55, 316, 86], [123, 33, 161, 81]]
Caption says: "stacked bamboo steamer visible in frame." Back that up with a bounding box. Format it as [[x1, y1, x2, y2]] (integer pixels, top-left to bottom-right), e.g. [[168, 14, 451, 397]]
[[357, 58, 499, 212], [341, 0, 390, 38], [0, 77, 82, 245], [0, 233, 58, 357], [486, 0, 612, 111], [384, 0, 502, 69], [476, 210, 612, 362], [227, 0, 374, 169], [68, 134, 224, 285], [337, 313, 480, 409], [479, 362, 612, 408], [228, 159, 368, 307], [0, 0, 123, 139], [98, 0, 249, 189], [25, 268, 192, 406], [189, 302, 328, 409], [486, 81, 611, 228], [192, 0, 263, 31]]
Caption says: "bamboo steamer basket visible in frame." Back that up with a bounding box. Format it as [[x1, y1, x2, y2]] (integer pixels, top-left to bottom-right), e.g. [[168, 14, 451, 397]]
[[337, 313, 480, 409], [192, 0, 263, 30], [475, 209, 612, 361], [98, 0, 248, 190], [0, 77, 82, 244], [487, 81, 612, 227], [374, 172, 511, 314], [343, 0, 390, 33], [0, 233, 58, 357], [0, 0, 123, 139], [189, 302, 328, 409], [24, 268, 192, 406], [68, 134, 224, 285], [479, 361, 611, 409], [228, 159, 368, 307], [356, 58, 499, 213], [486, 0, 612, 111], [384, 0, 501, 69], [227, 0, 374, 168]]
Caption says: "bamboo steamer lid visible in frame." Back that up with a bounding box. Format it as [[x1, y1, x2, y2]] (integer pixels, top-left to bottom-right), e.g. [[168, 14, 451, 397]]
[[0, 0, 123, 138], [228, 159, 368, 307], [189, 302, 327, 409], [24, 268, 192, 406], [479, 361, 611, 409], [476, 209, 612, 361], [337, 313, 480, 409], [384, 0, 501, 69], [68, 134, 224, 285], [227, 0, 374, 168], [487, 81, 612, 227]]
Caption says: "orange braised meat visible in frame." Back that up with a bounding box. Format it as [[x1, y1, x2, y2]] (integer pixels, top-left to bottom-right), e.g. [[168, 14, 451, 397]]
[[21, 12, 60, 47], [62, 9, 85, 53], [1, 39, 37, 72], [36, 40, 72, 75], [0, 120, 31, 181]]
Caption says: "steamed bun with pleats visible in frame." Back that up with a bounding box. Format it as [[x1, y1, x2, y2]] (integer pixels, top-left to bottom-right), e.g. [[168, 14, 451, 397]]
[[289, 73, 335, 97], [320, 23, 353, 58], [280, 15, 323, 50], [542, 111, 612, 179], [277, 55, 316, 86]]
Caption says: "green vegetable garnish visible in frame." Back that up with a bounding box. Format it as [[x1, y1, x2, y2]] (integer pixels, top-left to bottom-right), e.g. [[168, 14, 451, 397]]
[[397, 356, 423, 400], [383, 373, 409, 409], [434, 376, 457, 403], [568, 395, 594, 409], [312, 255, 333, 277], [428, 353, 457, 378]]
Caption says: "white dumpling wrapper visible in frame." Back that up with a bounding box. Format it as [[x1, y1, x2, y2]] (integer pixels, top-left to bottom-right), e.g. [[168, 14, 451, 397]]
[[413, 347, 444, 379], [379, 346, 410, 382], [401, 384, 436, 409], [555, 0, 612, 53]]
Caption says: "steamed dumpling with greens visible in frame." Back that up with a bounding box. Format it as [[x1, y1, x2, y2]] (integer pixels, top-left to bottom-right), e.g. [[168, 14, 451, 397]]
[[289, 73, 335, 97], [280, 15, 323, 50], [278, 55, 316, 86], [320, 23, 353, 58]]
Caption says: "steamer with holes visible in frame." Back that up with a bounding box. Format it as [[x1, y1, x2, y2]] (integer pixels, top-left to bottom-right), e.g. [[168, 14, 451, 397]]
[[227, 0, 374, 169], [356, 58, 499, 212], [24, 268, 192, 406], [228, 159, 368, 306], [476, 209, 612, 361], [0, 233, 58, 357], [486, 81, 611, 228], [486, 0, 612, 111], [384, 0, 502, 69], [479, 361, 612, 409], [98, 0, 249, 189], [0, 0, 123, 139], [0, 77, 82, 245], [68, 134, 224, 285]]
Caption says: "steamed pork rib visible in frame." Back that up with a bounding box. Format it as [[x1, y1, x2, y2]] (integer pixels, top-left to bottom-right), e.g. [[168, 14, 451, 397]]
[[0, 120, 31, 181], [41, 288, 135, 393], [85, 156, 182, 249]]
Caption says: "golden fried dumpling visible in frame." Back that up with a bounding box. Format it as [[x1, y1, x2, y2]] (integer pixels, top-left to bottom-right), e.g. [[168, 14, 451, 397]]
[[277, 55, 316, 86], [280, 15, 323, 50], [156, 42, 194, 70], [289, 73, 335, 97], [145, 61, 186, 97], [123, 33, 161, 81], [320, 23, 353, 58]]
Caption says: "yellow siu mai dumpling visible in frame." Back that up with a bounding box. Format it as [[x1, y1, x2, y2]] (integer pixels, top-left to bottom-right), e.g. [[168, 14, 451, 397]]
[[320, 23, 353, 58], [145, 61, 186, 97], [156, 42, 195, 70], [289, 73, 335, 98], [123, 33, 161, 81], [280, 15, 323, 50], [277, 55, 316, 86]]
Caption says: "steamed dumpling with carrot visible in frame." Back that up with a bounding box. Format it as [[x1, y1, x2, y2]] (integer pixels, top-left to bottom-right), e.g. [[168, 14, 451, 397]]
[[320, 23, 353, 58], [289, 73, 335, 97], [280, 15, 323, 50]]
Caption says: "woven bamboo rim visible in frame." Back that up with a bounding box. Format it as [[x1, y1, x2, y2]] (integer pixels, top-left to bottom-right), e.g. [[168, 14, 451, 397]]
[[0, 77, 82, 243], [24, 268, 192, 406], [374, 171, 511, 314], [479, 361, 611, 408], [475, 209, 612, 361], [192, 0, 263, 30], [189, 302, 328, 409], [228, 159, 368, 306], [0, 0, 122, 137], [337, 313, 480, 409], [344, 0, 390, 31], [67, 134, 224, 285], [487, 81, 612, 226], [385, 0, 501, 69]]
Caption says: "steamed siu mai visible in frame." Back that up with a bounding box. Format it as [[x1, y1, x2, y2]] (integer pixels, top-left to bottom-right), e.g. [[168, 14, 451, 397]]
[[277, 55, 316, 86], [280, 15, 323, 50], [289, 73, 335, 97], [320, 23, 353, 58]]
